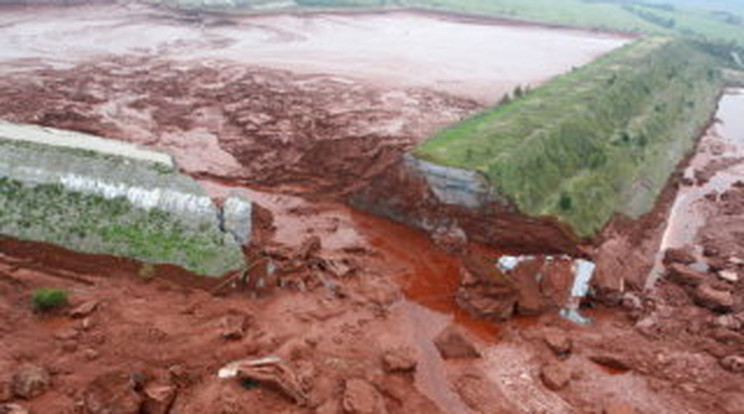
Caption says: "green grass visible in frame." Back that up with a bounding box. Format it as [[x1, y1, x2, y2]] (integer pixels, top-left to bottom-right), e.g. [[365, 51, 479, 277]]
[[414, 38, 723, 237], [0, 178, 245, 277], [32, 288, 68, 312]]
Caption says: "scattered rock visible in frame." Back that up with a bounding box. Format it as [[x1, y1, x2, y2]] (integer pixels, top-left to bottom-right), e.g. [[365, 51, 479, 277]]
[[218, 357, 307, 405], [543, 331, 572, 357], [703, 245, 721, 258], [220, 313, 247, 340], [431, 224, 467, 254], [715, 314, 742, 331], [693, 284, 734, 312], [540, 362, 570, 391], [589, 355, 631, 372], [141, 384, 177, 414], [84, 349, 100, 361], [667, 263, 708, 286], [456, 252, 519, 321], [0, 369, 12, 402], [729, 257, 744, 266], [433, 325, 480, 360], [12, 364, 50, 399], [635, 314, 659, 337], [719, 270, 739, 283], [342, 379, 387, 414], [0, 404, 28, 414], [620, 292, 643, 311], [720, 355, 744, 373], [603, 402, 635, 414], [83, 371, 143, 414], [298, 236, 322, 260], [69, 300, 99, 319], [381, 347, 417, 373], [663, 248, 696, 266]]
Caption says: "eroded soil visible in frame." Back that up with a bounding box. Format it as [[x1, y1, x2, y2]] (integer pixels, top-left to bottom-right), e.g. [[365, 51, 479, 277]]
[[0, 4, 742, 414]]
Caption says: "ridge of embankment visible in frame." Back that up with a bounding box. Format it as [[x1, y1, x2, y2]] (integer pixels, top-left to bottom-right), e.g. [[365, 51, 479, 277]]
[[0, 122, 249, 277], [412, 37, 724, 239]]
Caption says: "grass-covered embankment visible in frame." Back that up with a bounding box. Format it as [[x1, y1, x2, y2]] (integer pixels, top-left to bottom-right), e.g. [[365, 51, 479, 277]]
[[0, 132, 246, 277], [414, 37, 724, 237], [0, 178, 245, 277]]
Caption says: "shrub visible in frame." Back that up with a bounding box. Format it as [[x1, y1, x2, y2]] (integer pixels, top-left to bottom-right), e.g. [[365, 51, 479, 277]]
[[32, 288, 68, 312]]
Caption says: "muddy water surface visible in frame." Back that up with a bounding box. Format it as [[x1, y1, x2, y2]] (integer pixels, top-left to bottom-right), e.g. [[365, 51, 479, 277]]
[[0, 4, 629, 102], [647, 89, 744, 287]]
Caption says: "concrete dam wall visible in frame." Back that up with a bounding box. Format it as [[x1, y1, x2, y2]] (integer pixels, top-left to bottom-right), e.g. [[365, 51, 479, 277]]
[[0, 122, 250, 277]]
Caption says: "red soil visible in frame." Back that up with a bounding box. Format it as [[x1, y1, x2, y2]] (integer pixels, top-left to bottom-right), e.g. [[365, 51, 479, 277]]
[[0, 5, 742, 414]]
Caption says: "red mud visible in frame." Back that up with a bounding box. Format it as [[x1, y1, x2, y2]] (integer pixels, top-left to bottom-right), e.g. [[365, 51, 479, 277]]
[[0, 4, 742, 414]]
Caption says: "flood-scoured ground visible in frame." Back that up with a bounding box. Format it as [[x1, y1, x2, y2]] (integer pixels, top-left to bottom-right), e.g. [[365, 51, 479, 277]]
[[0, 4, 742, 414]]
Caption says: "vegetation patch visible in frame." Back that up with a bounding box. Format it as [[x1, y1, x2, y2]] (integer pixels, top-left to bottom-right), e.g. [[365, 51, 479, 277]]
[[414, 38, 723, 237], [32, 288, 68, 312], [0, 178, 244, 276]]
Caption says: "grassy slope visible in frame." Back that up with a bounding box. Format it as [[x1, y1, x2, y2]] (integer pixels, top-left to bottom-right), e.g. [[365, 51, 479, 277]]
[[414, 38, 723, 237]]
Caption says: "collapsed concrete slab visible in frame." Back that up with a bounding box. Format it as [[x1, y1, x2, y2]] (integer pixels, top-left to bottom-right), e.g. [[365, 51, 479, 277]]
[[0, 121, 248, 277]]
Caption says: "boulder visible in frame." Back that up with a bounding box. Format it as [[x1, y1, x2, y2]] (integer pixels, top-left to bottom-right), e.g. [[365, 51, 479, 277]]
[[12, 364, 50, 400], [720, 355, 744, 373], [540, 362, 570, 391], [220, 313, 247, 340], [693, 284, 734, 312], [381, 348, 417, 373], [719, 270, 740, 283], [298, 236, 322, 260], [69, 300, 99, 319], [433, 325, 480, 360], [543, 331, 572, 357], [0, 404, 28, 414], [342, 379, 387, 414], [663, 248, 696, 266], [456, 252, 519, 321], [141, 384, 177, 414], [82, 371, 144, 414], [667, 264, 708, 286]]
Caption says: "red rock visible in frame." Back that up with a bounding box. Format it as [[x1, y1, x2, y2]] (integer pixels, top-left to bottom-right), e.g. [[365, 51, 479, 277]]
[[718, 270, 739, 283], [12, 364, 49, 400], [69, 300, 99, 319], [83, 371, 144, 414], [603, 402, 635, 414], [589, 355, 631, 372], [0, 369, 12, 402], [381, 347, 417, 373], [663, 248, 696, 266], [667, 264, 708, 286], [220, 313, 247, 340], [433, 325, 480, 360], [298, 236, 322, 260], [720, 355, 744, 373], [141, 384, 177, 414], [0, 404, 28, 414], [456, 252, 519, 321], [540, 362, 570, 391], [543, 331, 572, 357], [342, 379, 387, 414], [693, 284, 734, 312]]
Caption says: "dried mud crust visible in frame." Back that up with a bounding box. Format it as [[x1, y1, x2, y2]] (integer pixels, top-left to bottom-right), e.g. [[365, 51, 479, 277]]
[[0, 57, 480, 196]]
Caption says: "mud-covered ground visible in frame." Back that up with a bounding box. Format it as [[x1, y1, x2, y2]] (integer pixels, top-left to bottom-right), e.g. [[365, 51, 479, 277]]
[[0, 4, 742, 414]]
